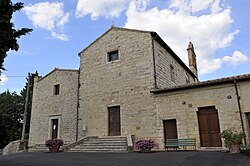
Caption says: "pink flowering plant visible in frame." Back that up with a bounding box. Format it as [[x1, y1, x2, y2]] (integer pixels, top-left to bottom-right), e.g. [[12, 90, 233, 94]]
[[45, 139, 64, 147], [134, 139, 156, 151]]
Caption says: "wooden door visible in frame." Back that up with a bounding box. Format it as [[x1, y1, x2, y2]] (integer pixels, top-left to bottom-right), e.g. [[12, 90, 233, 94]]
[[51, 119, 58, 139], [246, 113, 250, 129], [246, 113, 250, 140], [108, 106, 121, 136], [198, 107, 222, 147], [163, 119, 178, 143]]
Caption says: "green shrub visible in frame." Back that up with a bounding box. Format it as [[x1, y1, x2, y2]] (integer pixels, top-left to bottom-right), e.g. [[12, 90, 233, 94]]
[[220, 130, 244, 148]]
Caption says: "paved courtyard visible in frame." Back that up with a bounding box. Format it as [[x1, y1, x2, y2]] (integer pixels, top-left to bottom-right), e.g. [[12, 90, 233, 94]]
[[0, 151, 250, 166]]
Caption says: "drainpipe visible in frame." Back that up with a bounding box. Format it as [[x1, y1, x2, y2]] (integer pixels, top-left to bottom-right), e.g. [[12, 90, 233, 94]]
[[76, 69, 80, 141], [234, 79, 247, 145], [152, 35, 157, 89]]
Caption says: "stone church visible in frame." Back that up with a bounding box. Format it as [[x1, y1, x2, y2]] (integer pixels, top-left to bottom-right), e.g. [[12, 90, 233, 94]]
[[28, 26, 250, 151]]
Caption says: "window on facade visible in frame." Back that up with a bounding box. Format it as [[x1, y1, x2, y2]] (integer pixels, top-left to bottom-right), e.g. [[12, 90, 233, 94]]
[[54, 84, 60, 95], [186, 73, 190, 83], [108, 50, 119, 62], [170, 64, 175, 81]]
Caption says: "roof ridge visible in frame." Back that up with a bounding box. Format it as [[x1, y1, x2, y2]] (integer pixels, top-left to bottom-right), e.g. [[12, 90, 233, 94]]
[[151, 73, 250, 94], [112, 26, 154, 33], [37, 68, 78, 83], [78, 26, 154, 56]]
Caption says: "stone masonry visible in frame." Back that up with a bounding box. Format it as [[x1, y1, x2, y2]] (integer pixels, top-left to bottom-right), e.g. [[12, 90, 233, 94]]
[[152, 76, 250, 149], [29, 27, 250, 151], [153, 39, 196, 88], [77, 27, 195, 140], [29, 69, 79, 147]]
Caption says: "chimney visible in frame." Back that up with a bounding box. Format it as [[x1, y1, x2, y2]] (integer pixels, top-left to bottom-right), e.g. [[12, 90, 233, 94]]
[[187, 41, 198, 80]]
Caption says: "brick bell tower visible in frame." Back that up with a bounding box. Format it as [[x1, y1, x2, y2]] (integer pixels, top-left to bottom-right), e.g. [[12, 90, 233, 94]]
[[187, 41, 198, 80]]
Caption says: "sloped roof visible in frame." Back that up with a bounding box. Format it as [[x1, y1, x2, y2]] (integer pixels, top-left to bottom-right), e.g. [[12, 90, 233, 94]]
[[37, 68, 79, 83], [78, 26, 196, 78], [150, 31, 196, 78], [78, 26, 153, 56], [151, 73, 250, 94]]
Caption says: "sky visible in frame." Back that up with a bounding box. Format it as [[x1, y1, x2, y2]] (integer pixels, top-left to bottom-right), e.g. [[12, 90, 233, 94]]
[[0, 0, 250, 93]]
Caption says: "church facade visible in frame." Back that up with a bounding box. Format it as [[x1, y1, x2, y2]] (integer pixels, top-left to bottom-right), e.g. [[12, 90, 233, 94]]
[[28, 27, 250, 150]]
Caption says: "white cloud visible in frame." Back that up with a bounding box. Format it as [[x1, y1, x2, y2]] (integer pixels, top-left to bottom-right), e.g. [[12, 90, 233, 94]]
[[211, 0, 222, 14], [220, 30, 239, 48], [169, 0, 221, 14], [24, 2, 70, 41], [124, 0, 243, 75], [198, 51, 248, 74], [223, 51, 248, 67], [190, 0, 214, 13], [0, 75, 8, 86], [169, 0, 190, 13], [75, 0, 129, 20], [199, 59, 222, 75], [51, 32, 70, 41]]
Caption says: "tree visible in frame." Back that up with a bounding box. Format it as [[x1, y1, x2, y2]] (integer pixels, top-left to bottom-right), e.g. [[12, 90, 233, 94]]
[[0, 0, 32, 74], [0, 72, 38, 148], [20, 71, 39, 138], [0, 91, 24, 148]]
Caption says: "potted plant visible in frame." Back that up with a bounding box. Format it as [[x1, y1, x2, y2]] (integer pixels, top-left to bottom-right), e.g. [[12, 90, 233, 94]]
[[45, 139, 63, 153], [134, 139, 156, 152], [220, 130, 244, 153]]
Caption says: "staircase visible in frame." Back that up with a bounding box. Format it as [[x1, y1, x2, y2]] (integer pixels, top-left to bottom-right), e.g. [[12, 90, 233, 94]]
[[65, 136, 128, 153], [28, 144, 49, 152]]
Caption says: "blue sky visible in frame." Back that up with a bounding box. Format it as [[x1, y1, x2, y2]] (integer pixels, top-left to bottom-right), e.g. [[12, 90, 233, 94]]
[[0, 0, 250, 93]]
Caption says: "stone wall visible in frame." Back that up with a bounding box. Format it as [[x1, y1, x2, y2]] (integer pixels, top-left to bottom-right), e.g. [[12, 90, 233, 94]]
[[238, 81, 250, 143], [29, 27, 196, 149], [3, 140, 28, 155], [153, 40, 196, 89], [77, 27, 198, 143], [78, 28, 157, 139], [153, 81, 250, 150], [29, 69, 79, 147], [28, 27, 250, 151]]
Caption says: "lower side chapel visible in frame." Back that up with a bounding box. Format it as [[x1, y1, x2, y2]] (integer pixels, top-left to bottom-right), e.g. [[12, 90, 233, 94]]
[[28, 27, 250, 151]]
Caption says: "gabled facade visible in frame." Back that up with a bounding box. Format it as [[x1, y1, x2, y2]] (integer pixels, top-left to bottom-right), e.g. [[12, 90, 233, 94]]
[[29, 69, 79, 146], [29, 27, 250, 150], [76, 27, 196, 140]]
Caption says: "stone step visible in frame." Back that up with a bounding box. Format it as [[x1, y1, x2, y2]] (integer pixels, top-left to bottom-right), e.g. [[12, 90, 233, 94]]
[[84, 141, 127, 144], [28, 144, 63, 152], [76, 144, 127, 147], [87, 138, 127, 142], [83, 142, 127, 145], [28, 148, 48, 152], [34, 144, 47, 148], [74, 145, 127, 150], [68, 148, 128, 153], [66, 136, 128, 153]]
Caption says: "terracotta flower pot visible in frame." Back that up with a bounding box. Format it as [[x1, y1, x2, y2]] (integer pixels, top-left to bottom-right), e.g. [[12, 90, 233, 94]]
[[229, 144, 240, 154], [48, 146, 60, 153]]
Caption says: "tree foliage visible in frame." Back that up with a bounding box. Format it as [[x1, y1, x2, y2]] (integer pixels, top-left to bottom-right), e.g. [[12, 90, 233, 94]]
[[0, 91, 23, 148], [0, 72, 38, 148], [20, 71, 39, 135], [0, 0, 32, 73]]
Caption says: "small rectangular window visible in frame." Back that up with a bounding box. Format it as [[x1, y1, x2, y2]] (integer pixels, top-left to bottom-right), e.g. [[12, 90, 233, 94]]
[[108, 50, 119, 62], [170, 64, 175, 81], [54, 84, 60, 95], [186, 73, 190, 83]]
